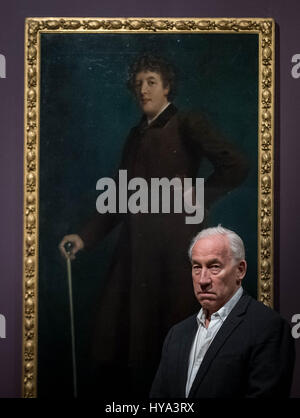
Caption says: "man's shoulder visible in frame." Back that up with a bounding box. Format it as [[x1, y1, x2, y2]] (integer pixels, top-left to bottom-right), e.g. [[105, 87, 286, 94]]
[[170, 312, 198, 336], [243, 292, 290, 329], [247, 293, 280, 317], [175, 109, 219, 139], [176, 109, 208, 125]]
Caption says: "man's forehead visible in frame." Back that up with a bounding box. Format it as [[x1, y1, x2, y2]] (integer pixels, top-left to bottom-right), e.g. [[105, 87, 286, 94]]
[[192, 235, 231, 259], [135, 70, 162, 80]]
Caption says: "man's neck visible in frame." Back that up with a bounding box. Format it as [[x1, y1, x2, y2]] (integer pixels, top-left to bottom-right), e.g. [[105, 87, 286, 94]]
[[203, 286, 243, 328], [204, 311, 211, 329]]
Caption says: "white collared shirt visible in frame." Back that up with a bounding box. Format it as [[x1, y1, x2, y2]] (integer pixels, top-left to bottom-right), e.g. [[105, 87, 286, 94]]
[[185, 286, 243, 397], [147, 102, 170, 125]]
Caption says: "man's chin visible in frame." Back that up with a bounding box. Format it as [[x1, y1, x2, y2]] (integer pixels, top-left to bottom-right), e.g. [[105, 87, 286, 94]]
[[199, 297, 217, 310], [142, 107, 153, 117]]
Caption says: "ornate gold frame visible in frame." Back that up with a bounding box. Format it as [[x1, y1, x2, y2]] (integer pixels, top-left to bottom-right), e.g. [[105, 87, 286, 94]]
[[23, 17, 275, 397]]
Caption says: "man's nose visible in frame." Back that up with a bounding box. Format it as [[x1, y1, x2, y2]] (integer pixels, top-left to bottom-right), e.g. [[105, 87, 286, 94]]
[[199, 268, 212, 287], [140, 81, 148, 95]]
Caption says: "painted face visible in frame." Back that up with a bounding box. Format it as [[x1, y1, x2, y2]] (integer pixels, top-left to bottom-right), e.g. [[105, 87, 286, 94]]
[[134, 71, 170, 119], [191, 235, 247, 316]]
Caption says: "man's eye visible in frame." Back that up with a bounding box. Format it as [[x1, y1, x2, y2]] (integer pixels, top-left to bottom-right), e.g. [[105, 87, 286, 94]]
[[210, 265, 221, 273]]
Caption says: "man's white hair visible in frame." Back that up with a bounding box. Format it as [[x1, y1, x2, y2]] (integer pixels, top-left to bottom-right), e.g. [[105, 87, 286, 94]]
[[188, 225, 245, 263]]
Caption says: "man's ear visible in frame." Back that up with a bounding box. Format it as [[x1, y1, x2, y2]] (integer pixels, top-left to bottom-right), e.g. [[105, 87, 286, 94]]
[[237, 260, 247, 282], [163, 83, 170, 98]]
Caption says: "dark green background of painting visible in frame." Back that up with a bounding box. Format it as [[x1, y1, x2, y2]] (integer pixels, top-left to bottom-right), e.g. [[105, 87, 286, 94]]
[[38, 33, 258, 397]]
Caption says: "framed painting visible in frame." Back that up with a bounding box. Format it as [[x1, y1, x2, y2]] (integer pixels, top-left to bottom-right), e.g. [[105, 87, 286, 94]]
[[23, 17, 275, 398]]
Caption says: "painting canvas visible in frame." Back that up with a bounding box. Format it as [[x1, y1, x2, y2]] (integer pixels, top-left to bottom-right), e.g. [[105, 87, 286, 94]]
[[23, 18, 275, 398]]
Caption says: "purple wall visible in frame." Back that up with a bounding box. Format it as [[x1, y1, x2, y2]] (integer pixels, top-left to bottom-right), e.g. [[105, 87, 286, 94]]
[[0, 0, 299, 398]]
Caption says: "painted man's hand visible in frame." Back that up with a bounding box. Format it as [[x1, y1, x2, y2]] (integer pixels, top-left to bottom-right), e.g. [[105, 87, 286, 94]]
[[59, 234, 84, 260]]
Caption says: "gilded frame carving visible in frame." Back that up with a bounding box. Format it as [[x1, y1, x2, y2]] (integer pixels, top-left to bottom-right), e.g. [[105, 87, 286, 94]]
[[23, 17, 275, 397]]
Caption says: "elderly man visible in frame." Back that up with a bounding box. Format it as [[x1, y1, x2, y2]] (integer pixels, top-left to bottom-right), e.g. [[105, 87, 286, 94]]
[[150, 226, 295, 398]]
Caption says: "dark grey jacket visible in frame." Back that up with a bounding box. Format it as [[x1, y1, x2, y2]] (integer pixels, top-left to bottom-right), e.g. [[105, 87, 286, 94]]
[[150, 291, 295, 398]]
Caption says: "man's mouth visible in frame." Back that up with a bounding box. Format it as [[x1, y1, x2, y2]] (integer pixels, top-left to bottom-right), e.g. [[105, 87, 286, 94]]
[[199, 292, 215, 298], [141, 98, 151, 104]]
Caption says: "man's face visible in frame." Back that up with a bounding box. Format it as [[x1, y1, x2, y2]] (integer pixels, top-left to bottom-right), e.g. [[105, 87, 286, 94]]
[[134, 70, 169, 119], [191, 235, 247, 315]]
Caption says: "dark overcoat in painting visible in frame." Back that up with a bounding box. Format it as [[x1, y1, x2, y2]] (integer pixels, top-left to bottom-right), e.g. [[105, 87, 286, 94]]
[[79, 104, 249, 397]]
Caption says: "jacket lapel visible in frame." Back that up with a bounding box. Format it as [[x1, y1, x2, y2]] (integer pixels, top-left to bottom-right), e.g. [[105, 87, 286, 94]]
[[137, 103, 178, 134], [188, 291, 251, 398], [177, 315, 198, 397]]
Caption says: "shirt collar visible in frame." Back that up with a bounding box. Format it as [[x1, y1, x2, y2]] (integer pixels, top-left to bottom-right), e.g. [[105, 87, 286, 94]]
[[197, 286, 243, 326], [147, 102, 171, 125], [138, 103, 178, 132]]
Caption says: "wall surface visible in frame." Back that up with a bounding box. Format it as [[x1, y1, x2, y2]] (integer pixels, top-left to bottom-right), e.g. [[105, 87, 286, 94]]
[[0, 0, 299, 398]]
